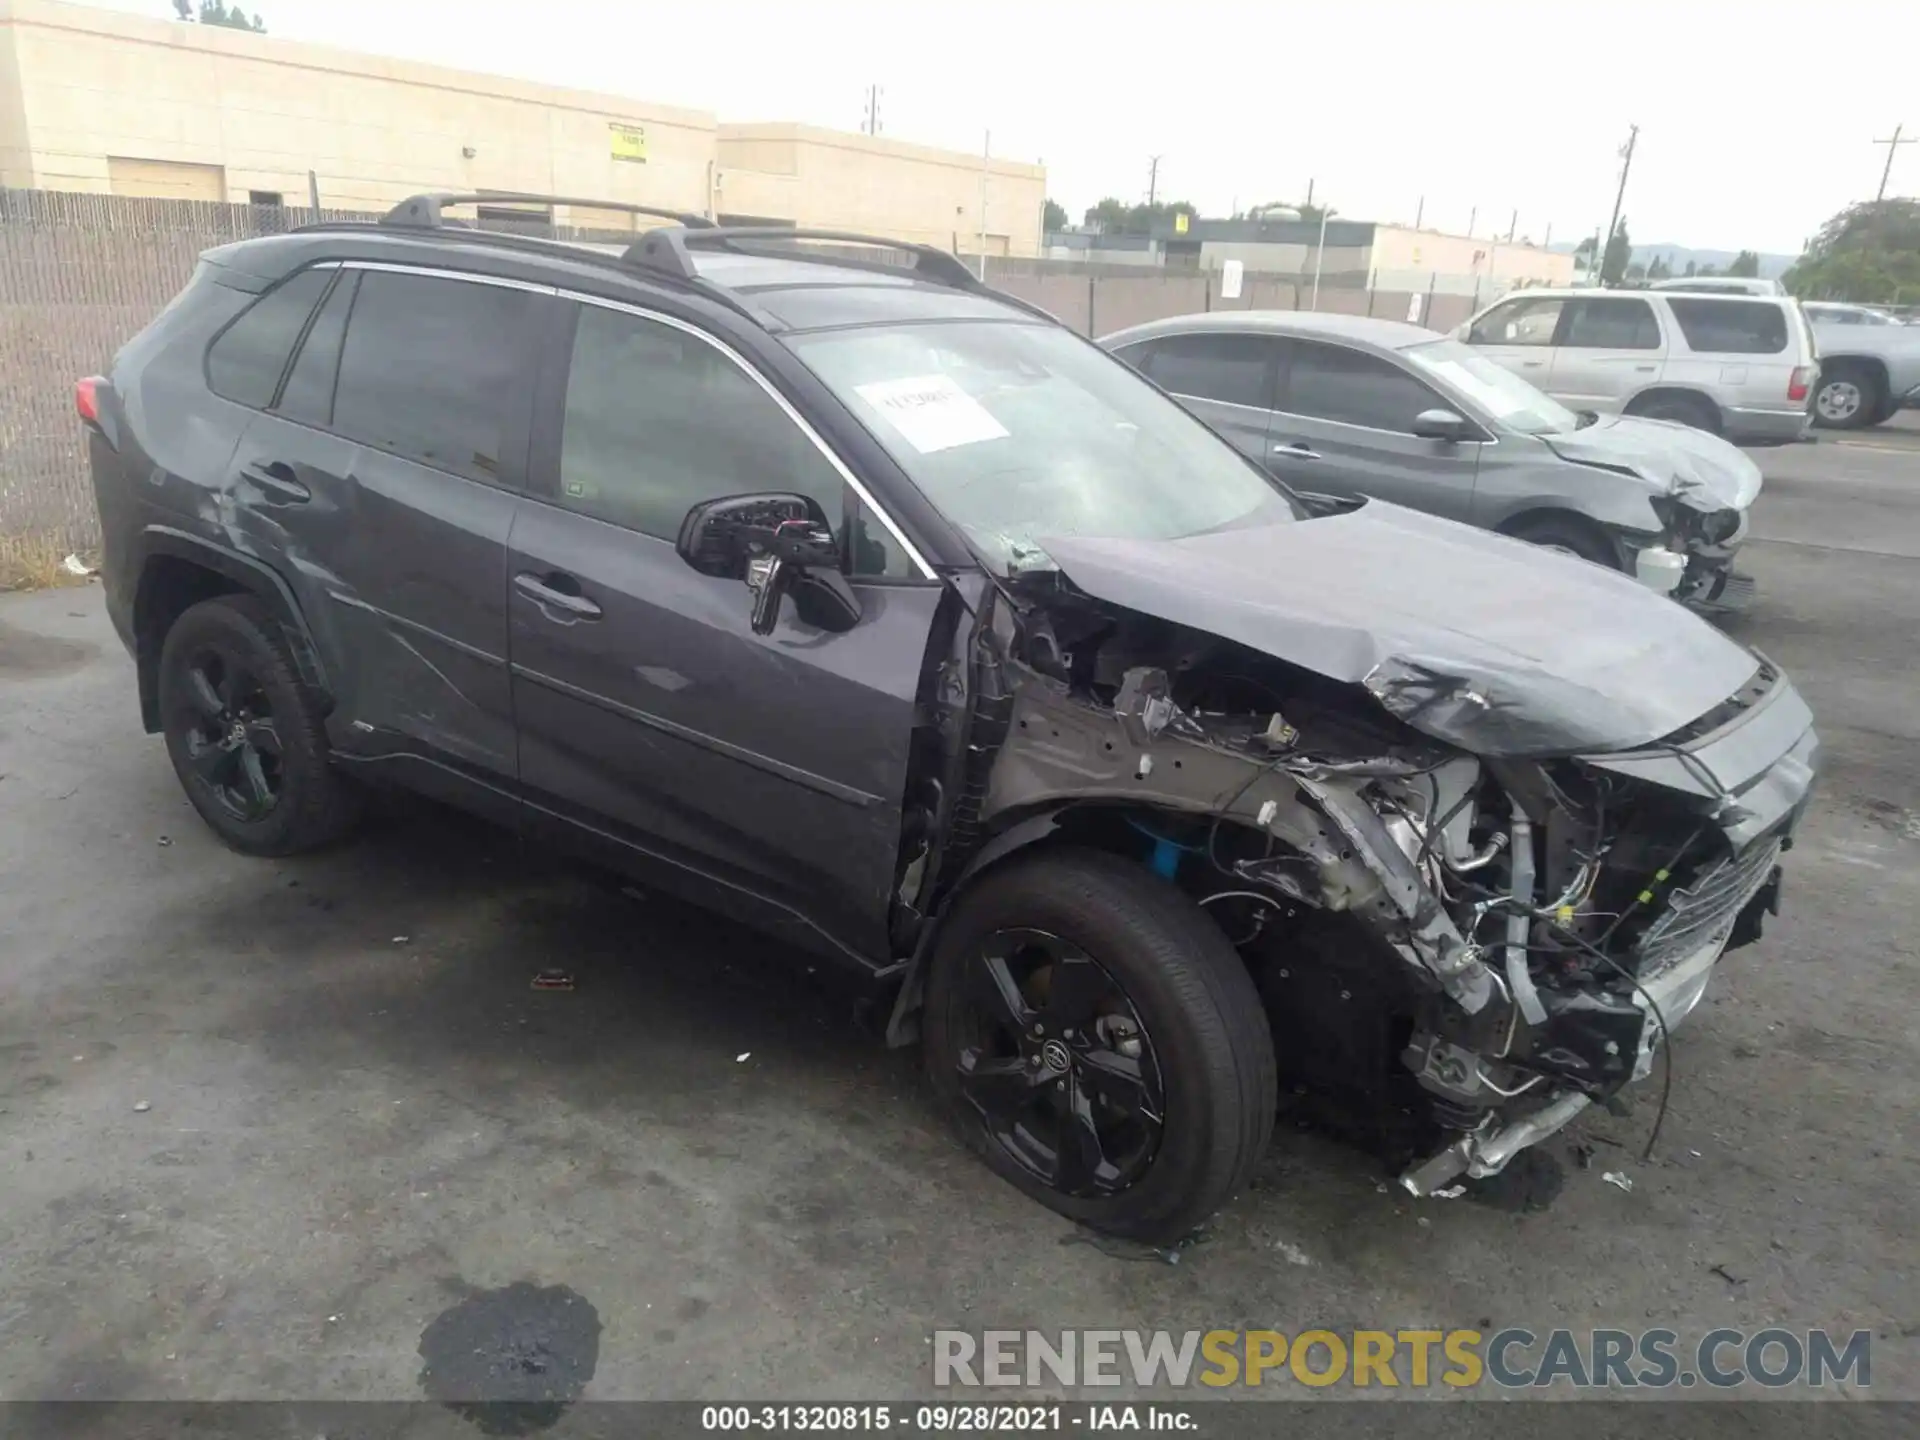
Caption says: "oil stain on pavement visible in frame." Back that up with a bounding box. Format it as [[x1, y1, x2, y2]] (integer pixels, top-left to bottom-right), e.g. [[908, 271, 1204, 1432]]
[[418, 1280, 602, 1435]]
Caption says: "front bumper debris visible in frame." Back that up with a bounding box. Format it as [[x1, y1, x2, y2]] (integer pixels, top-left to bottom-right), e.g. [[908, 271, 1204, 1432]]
[[1398, 847, 1786, 1198]]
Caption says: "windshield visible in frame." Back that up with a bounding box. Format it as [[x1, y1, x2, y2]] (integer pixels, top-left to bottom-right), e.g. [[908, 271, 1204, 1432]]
[[1402, 338, 1582, 436], [786, 321, 1292, 574]]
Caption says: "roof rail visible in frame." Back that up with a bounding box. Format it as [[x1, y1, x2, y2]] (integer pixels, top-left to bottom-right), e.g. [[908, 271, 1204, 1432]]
[[380, 191, 715, 231], [626, 226, 985, 290]]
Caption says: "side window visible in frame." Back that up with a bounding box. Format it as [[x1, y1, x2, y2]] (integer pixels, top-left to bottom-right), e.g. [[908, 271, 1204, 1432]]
[[331, 270, 534, 485], [275, 271, 356, 428], [1561, 297, 1662, 350], [1468, 296, 1562, 347], [1139, 334, 1273, 409], [205, 267, 332, 408], [558, 304, 913, 577], [1667, 299, 1789, 354], [1284, 341, 1442, 433]]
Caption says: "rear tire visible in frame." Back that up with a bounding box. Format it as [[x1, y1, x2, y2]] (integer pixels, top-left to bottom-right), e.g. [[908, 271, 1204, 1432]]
[[158, 595, 360, 856], [923, 848, 1276, 1243], [1628, 392, 1721, 433], [1812, 365, 1883, 430], [1506, 515, 1619, 569]]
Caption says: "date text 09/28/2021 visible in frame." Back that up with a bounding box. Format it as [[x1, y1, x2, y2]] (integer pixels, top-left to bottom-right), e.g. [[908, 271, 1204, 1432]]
[[702, 1406, 1189, 1432]]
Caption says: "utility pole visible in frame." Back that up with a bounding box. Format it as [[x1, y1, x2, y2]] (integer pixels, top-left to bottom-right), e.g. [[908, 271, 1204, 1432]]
[[861, 84, 883, 136], [1413, 195, 1423, 229], [1507, 209, 1518, 242], [978, 130, 991, 282], [1147, 154, 1163, 208], [1601, 123, 1639, 287], [1874, 124, 1913, 200]]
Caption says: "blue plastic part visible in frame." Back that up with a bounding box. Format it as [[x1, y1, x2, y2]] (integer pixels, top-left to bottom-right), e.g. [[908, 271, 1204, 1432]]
[[1149, 836, 1182, 880]]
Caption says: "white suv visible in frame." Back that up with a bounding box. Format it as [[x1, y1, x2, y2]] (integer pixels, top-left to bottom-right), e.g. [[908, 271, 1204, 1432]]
[[1456, 288, 1817, 444]]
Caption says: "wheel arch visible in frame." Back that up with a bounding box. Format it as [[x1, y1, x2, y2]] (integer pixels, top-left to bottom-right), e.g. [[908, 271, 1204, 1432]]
[[886, 802, 1251, 1047], [1492, 506, 1630, 568], [1622, 385, 1724, 431], [132, 528, 329, 733]]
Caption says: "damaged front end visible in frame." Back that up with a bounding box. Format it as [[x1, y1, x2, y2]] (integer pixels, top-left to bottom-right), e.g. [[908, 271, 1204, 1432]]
[[944, 569, 1817, 1196]]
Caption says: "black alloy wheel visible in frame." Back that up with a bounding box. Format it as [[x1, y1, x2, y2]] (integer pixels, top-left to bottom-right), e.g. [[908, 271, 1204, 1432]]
[[951, 927, 1166, 1197], [169, 643, 284, 823], [157, 594, 360, 855]]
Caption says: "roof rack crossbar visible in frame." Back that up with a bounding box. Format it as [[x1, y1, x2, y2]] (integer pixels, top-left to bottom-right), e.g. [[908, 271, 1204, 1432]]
[[380, 191, 715, 231], [623, 225, 987, 291]]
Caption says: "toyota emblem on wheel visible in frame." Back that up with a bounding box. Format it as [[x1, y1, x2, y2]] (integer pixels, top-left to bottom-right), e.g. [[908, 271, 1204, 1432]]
[[1041, 1039, 1072, 1074]]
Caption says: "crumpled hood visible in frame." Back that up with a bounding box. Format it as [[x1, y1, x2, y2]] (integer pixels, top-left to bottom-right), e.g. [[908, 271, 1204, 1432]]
[[1541, 414, 1762, 511], [1039, 501, 1763, 757]]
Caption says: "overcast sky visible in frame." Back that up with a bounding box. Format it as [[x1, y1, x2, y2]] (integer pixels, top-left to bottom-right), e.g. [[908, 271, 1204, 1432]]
[[96, 0, 1914, 255]]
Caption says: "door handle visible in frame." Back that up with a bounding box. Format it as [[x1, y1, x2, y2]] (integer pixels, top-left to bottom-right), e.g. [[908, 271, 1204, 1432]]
[[1271, 441, 1322, 460], [514, 571, 603, 621], [239, 460, 310, 504], [1520, 360, 1546, 368], [1634, 363, 1657, 372]]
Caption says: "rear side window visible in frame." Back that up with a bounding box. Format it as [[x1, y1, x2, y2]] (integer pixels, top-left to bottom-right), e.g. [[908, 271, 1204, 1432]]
[[206, 267, 332, 408], [1560, 297, 1661, 350], [276, 271, 356, 428], [1139, 334, 1273, 409], [1284, 340, 1441, 433], [331, 271, 535, 484], [1666, 299, 1789, 355]]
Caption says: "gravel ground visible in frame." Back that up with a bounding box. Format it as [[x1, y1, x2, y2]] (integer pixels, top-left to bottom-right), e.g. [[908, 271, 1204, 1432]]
[[0, 425, 1915, 1411]]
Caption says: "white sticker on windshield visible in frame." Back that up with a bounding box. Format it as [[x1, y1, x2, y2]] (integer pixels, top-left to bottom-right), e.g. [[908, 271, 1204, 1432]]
[[855, 374, 1010, 453]]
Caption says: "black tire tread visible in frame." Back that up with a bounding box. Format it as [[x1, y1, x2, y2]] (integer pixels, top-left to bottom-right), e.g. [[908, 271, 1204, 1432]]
[[158, 594, 358, 856], [926, 847, 1276, 1242], [1506, 514, 1617, 568]]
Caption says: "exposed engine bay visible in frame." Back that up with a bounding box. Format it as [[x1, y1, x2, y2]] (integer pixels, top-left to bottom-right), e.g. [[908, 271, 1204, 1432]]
[[913, 569, 1814, 1195]]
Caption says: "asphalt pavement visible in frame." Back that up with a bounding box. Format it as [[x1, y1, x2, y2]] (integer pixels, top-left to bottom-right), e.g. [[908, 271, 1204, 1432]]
[[1, 423, 1916, 1408]]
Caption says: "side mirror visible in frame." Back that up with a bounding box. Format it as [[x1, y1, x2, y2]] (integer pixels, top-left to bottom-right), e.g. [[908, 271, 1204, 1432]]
[[1411, 408, 1471, 443], [676, 493, 862, 636]]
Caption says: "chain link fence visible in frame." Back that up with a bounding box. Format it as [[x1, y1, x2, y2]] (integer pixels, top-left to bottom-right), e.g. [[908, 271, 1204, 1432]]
[[1, 188, 1482, 586]]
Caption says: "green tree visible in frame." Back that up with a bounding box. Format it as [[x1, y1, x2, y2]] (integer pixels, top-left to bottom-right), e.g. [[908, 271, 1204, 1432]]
[[188, 1, 266, 30], [1727, 250, 1761, 278], [1784, 199, 1920, 301], [1573, 235, 1597, 262], [1647, 254, 1673, 281], [1042, 199, 1069, 233], [1600, 217, 1633, 286], [1683, 259, 1698, 277], [1082, 197, 1198, 236]]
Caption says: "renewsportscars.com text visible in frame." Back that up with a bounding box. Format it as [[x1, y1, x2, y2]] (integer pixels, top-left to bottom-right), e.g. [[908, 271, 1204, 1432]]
[[932, 1328, 1872, 1391]]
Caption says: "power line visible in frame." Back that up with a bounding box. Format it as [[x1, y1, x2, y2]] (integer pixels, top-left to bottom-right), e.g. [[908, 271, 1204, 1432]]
[[1873, 124, 1913, 201]]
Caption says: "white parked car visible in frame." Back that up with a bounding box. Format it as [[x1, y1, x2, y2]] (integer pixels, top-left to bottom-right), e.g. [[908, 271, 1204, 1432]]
[[1455, 288, 1817, 444]]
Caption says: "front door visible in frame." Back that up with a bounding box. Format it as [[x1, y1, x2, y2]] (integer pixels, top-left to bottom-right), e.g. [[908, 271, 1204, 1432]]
[[506, 298, 945, 966], [222, 264, 540, 783], [1463, 294, 1564, 394], [1266, 337, 1483, 522]]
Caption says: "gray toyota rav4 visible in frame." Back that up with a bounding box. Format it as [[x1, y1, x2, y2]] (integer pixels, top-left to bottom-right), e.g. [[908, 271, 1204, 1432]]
[[82, 192, 1817, 1241]]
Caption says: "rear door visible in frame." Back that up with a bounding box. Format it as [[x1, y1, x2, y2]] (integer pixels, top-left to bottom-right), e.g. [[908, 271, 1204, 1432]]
[[1548, 295, 1666, 412], [505, 296, 945, 965], [222, 263, 540, 786], [1115, 332, 1281, 466], [1267, 338, 1483, 521]]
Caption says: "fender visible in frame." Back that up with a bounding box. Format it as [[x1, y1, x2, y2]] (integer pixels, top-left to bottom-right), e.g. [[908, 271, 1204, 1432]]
[[882, 809, 1064, 1047], [132, 526, 332, 730]]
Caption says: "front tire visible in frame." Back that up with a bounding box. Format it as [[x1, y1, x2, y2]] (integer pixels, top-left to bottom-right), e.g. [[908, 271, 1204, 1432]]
[[158, 594, 359, 856], [923, 849, 1276, 1242], [1506, 514, 1620, 568]]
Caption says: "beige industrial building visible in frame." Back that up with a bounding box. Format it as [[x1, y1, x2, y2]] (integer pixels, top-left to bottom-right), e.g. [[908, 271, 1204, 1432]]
[[0, 0, 1046, 253]]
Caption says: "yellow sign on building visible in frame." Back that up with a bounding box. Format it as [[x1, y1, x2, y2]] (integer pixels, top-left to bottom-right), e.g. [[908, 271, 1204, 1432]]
[[609, 123, 648, 164], [1174, 212, 1189, 234]]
